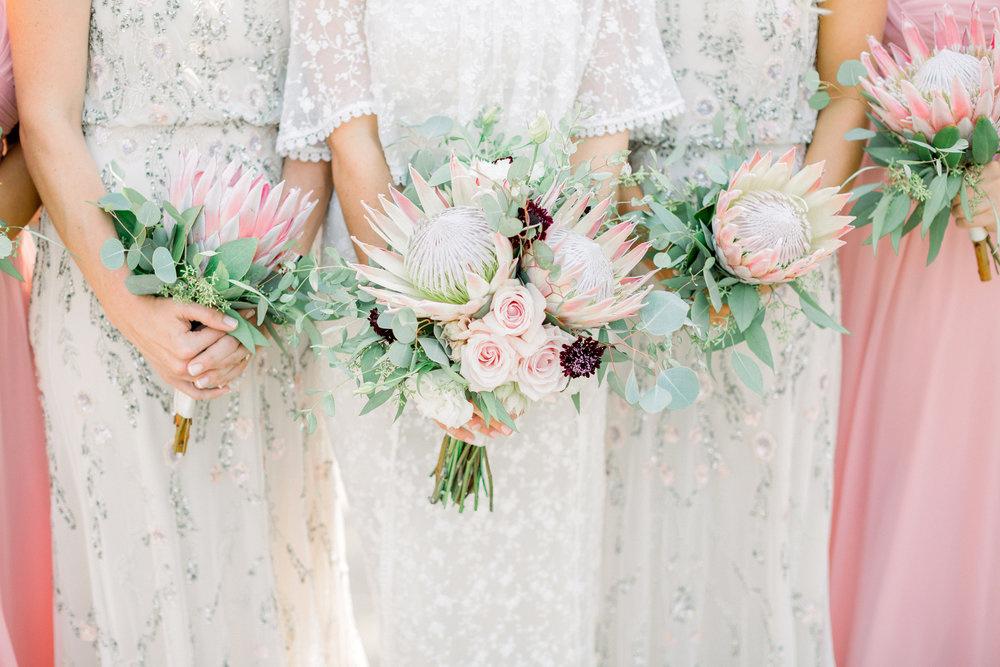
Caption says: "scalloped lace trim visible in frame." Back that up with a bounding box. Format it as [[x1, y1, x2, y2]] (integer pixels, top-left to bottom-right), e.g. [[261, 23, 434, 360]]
[[577, 98, 686, 138], [277, 101, 377, 161]]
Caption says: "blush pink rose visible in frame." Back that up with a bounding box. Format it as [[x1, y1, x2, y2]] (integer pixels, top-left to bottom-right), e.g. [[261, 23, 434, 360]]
[[515, 325, 574, 400], [484, 280, 546, 338], [460, 323, 518, 392]]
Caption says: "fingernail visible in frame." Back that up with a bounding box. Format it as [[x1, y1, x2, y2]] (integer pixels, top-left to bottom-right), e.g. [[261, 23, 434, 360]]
[[223, 316, 238, 330], [194, 377, 209, 389], [188, 363, 203, 376]]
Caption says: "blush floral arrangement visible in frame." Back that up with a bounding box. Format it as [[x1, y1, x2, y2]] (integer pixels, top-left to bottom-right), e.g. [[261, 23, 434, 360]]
[[308, 111, 696, 512], [847, 3, 1000, 280]]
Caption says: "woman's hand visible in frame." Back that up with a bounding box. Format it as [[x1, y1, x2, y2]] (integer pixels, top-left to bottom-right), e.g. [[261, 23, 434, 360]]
[[104, 293, 240, 400], [436, 406, 513, 443], [953, 161, 1000, 232], [184, 309, 264, 391]]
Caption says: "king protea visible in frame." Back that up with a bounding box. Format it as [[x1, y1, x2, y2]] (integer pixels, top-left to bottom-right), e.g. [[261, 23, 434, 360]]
[[353, 157, 516, 321], [168, 150, 314, 270], [859, 2, 1000, 139], [712, 149, 853, 285], [523, 190, 652, 329]]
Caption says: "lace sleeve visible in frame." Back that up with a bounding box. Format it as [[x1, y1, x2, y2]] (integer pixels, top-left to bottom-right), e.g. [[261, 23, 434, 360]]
[[576, 0, 685, 138], [277, 0, 376, 162]]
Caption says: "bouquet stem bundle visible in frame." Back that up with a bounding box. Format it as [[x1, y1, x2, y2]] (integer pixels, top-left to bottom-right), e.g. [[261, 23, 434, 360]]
[[430, 436, 494, 512]]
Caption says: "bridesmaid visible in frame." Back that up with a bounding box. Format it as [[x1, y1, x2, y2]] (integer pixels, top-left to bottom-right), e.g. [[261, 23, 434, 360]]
[[9, 0, 359, 663], [834, 1, 1000, 664], [600, 0, 884, 664], [0, 2, 52, 665]]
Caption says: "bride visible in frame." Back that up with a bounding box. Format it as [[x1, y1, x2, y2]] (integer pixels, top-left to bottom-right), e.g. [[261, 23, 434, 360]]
[[278, 0, 683, 663]]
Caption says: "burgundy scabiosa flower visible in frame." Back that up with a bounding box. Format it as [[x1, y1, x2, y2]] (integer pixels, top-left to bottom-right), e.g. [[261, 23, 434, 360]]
[[560, 336, 606, 379], [517, 199, 555, 241], [368, 308, 396, 343]]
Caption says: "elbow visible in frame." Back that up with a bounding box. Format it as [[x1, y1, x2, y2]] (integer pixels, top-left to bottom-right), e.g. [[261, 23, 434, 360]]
[[18, 104, 83, 160]]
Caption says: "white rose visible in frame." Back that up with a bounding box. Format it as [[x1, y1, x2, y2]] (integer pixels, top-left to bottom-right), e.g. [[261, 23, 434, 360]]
[[483, 280, 546, 338], [515, 325, 574, 400], [460, 323, 518, 392], [494, 382, 530, 420], [472, 158, 511, 185], [406, 371, 473, 429]]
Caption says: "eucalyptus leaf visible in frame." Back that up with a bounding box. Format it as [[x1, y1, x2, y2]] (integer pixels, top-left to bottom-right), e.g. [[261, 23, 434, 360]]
[[922, 173, 949, 233], [727, 283, 760, 332], [730, 350, 764, 395], [625, 369, 640, 405], [138, 201, 162, 228], [100, 237, 126, 270], [638, 383, 673, 413], [836, 59, 867, 86], [790, 282, 848, 333], [391, 308, 418, 344], [808, 91, 831, 110], [0, 256, 23, 281], [124, 274, 164, 295], [639, 291, 689, 336], [0, 235, 11, 260], [151, 246, 177, 284], [387, 341, 414, 367], [657, 366, 699, 410], [418, 336, 451, 367], [97, 192, 132, 212], [743, 313, 774, 368]]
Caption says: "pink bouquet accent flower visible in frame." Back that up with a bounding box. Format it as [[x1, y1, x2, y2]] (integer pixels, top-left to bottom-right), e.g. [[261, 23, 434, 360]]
[[459, 322, 518, 392], [859, 2, 1000, 138], [353, 157, 516, 322], [524, 191, 652, 329], [712, 149, 853, 285], [515, 325, 574, 401], [168, 150, 315, 270]]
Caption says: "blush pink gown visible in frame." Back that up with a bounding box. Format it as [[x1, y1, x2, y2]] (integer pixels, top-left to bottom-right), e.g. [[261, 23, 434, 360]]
[[833, 1, 1000, 665], [0, 3, 54, 665]]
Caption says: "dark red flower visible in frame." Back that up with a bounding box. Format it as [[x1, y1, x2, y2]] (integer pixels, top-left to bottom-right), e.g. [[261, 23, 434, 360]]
[[368, 308, 396, 343], [517, 200, 555, 241], [560, 336, 606, 379]]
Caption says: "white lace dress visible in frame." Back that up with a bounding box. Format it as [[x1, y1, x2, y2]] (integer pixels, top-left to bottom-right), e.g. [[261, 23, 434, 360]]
[[29, 2, 364, 664], [599, 1, 838, 665], [277, 2, 682, 664]]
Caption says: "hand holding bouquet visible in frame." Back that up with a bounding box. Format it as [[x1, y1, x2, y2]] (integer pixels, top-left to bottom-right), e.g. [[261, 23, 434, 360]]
[[638, 149, 853, 393], [311, 112, 694, 512], [98, 150, 317, 457], [849, 2, 1000, 280]]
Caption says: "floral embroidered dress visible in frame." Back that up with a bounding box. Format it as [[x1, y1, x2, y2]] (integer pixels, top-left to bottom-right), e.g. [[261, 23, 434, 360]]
[[29, 2, 364, 663], [600, 1, 838, 664], [277, 1, 683, 664]]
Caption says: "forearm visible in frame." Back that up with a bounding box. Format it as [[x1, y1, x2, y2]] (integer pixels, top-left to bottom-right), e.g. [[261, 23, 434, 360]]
[[20, 116, 129, 306], [571, 130, 629, 200], [328, 115, 392, 261], [805, 96, 869, 188], [281, 158, 333, 255], [0, 141, 41, 237]]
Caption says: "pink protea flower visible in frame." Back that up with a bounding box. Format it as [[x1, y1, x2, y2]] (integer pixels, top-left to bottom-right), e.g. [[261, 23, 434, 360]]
[[859, 2, 1000, 138], [352, 156, 517, 322], [523, 189, 652, 329], [167, 150, 315, 270], [712, 149, 853, 285]]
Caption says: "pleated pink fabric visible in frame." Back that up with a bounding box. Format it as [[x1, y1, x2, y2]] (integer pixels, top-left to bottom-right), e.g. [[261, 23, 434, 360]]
[[1, 5, 54, 665], [0, 1, 15, 136], [833, 2, 1000, 665]]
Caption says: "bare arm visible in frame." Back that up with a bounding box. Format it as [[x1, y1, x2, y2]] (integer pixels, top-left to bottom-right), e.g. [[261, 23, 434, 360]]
[[326, 114, 392, 262], [281, 158, 333, 255], [10, 0, 239, 400], [571, 130, 630, 201], [804, 0, 888, 188], [0, 141, 41, 238]]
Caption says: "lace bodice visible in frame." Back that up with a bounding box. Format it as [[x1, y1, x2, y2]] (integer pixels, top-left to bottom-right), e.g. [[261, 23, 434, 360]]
[[637, 0, 821, 160], [277, 0, 685, 179], [83, 0, 289, 130]]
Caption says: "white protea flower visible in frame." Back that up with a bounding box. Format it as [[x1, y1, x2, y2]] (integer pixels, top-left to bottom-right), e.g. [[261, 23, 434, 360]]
[[523, 190, 653, 329], [712, 149, 853, 284], [353, 156, 516, 321]]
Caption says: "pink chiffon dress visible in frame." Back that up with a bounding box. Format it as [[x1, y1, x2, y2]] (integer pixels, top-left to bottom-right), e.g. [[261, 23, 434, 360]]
[[833, 1, 1000, 665], [0, 3, 54, 665]]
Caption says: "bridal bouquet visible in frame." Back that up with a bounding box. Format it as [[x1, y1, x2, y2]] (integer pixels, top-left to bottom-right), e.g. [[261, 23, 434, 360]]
[[98, 150, 317, 456], [312, 113, 693, 512], [639, 149, 853, 393], [849, 2, 1000, 279]]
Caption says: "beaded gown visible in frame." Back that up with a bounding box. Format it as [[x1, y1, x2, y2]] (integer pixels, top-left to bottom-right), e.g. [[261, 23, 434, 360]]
[[277, 1, 684, 663], [29, 2, 363, 663], [600, 1, 839, 664]]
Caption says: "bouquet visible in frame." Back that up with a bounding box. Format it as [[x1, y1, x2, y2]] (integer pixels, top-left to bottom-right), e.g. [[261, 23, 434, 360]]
[[637, 149, 854, 393], [311, 112, 694, 512], [849, 2, 1000, 280], [98, 150, 317, 456]]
